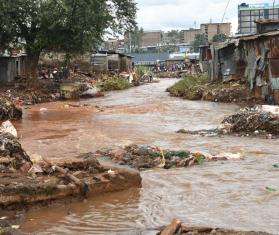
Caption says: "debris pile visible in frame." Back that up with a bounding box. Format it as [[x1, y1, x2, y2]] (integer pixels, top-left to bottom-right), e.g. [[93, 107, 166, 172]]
[[0, 128, 32, 173], [177, 106, 279, 138], [221, 106, 279, 136], [159, 219, 271, 235], [0, 98, 22, 121], [96, 145, 242, 170], [202, 82, 249, 103]]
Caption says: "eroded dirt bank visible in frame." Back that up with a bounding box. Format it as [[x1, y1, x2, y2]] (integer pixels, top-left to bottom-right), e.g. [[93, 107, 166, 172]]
[[5, 79, 279, 234]]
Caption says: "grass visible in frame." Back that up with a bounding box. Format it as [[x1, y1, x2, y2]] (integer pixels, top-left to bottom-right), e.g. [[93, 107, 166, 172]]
[[98, 77, 131, 92], [167, 75, 208, 100]]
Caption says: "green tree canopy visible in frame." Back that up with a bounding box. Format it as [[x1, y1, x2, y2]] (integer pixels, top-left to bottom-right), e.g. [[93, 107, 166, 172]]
[[191, 34, 207, 52], [0, 0, 137, 78], [212, 33, 228, 43]]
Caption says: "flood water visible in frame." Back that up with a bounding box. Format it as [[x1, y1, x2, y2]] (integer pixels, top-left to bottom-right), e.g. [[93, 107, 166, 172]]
[[14, 79, 279, 234]]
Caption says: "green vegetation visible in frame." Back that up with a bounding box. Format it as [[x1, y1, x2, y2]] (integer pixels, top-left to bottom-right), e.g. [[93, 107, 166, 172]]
[[167, 75, 208, 100], [191, 34, 207, 52], [212, 33, 228, 43], [136, 65, 152, 78], [164, 151, 190, 159], [99, 77, 131, 92], [0, 0, 136, 78]]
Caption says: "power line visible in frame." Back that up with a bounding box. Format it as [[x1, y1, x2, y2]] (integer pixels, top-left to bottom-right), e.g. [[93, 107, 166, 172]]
[[222, 0, 231, 23]]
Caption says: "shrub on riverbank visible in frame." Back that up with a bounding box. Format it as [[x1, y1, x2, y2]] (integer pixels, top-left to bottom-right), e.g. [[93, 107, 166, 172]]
[[167, 75, 250, 103], [98, 77, 131, 92], [167, 75, 208, 100]]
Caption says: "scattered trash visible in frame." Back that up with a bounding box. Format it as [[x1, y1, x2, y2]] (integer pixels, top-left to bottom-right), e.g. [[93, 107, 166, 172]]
[[97, 145, 244, 170], [0, 97, 22, 121]]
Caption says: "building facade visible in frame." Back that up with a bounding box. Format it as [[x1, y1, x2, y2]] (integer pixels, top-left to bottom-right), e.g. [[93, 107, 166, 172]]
[[200, 23, 231, 41], [183, 29, 202, 44], [140, 31, 163, 48], [238, 3, 279, 35]]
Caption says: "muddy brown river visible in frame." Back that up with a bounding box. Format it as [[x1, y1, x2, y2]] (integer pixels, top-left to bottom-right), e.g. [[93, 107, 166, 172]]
[[12, 79, 279, 234]]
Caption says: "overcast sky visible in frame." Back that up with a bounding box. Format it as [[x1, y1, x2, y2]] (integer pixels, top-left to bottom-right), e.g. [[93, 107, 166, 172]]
[[136, 0, 276, 34]]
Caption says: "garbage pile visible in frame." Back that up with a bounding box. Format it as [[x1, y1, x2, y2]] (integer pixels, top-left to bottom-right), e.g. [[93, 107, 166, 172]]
[[221, 106, 279, 136], [202, 83, 249, 103], [96, 145, 243, 170], [0, 132, 32, 173], [0, 97, 22, 121], [159, 219, 270, 235]]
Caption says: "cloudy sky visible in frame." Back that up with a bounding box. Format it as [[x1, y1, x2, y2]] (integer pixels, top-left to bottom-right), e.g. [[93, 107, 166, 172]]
[[136, 0, 276, 34]]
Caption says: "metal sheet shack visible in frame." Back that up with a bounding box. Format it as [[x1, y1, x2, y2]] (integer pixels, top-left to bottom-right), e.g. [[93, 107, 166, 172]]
[[201, 20, 279, 103], [0, 51, 26, 83], [91, 51, 133, 73]]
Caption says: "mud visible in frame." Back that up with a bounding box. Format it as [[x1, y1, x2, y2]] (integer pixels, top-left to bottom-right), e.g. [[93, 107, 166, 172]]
[[159, 221, 271, 235]]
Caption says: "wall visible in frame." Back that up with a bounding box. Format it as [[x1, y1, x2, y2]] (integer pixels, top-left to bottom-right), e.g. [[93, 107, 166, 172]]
[[201, 23, 231, 41], [183, 29, 202, 44], [141, 31, 163, 47]]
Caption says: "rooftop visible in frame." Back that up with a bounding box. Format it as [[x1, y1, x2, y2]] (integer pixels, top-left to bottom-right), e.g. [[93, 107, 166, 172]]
[[239, 3, 279, 10]]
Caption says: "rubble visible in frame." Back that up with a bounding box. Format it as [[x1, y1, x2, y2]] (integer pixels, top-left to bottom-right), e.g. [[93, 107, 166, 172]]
[[0, 132, 32, 173], [0, 98, 22, 121], [96, 145, 243, 170], [221, 106, 279, 136], [158, 219, 271, 235], [177, 105, 279, 138]]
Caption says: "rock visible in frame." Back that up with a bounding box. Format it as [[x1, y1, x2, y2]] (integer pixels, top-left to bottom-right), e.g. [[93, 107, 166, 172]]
[[0, 121, 18, 137]]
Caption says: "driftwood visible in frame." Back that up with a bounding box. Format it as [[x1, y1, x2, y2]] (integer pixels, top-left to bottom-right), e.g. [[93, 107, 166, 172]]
[[42, 157, 85, 188], [160, 219, 182, 235]]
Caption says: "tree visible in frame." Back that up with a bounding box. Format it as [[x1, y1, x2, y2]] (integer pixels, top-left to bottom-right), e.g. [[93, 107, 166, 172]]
[[126, 26, 144, 52], [0, 0, 137, 79], [212, 33, 228, 43], [165, 30, 183, 45], [191, 34, 207, 52]]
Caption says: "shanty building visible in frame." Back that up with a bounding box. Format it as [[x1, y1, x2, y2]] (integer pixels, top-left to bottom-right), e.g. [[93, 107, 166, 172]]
[[204, 20, 279, 104], [0, 50, 26, 83], [91, 51, 133, 73]]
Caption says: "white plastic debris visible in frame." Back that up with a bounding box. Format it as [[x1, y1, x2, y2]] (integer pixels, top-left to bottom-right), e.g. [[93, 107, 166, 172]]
[[261, 105, 279, 115], [39, 108, 48, 112], [0, 120, 18, 137], [82, 87, 100, 97], [28, 164, 44, 175], [108, 169, 116, 175]]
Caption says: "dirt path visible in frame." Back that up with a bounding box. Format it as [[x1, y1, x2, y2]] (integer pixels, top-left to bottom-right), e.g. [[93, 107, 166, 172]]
[[11, 79, 279, 234]]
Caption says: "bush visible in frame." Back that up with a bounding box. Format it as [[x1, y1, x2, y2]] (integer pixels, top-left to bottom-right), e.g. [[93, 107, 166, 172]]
[[99, 77, 131, 92], [167, 75, 208, 99]]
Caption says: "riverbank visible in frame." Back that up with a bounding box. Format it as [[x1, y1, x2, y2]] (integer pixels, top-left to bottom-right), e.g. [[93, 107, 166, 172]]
[[167, 75, 259, 104]]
